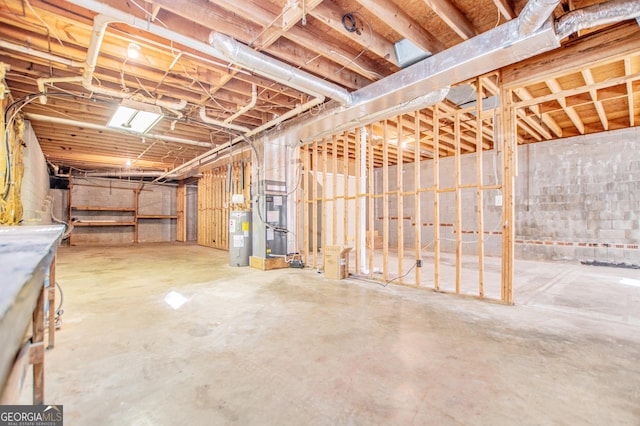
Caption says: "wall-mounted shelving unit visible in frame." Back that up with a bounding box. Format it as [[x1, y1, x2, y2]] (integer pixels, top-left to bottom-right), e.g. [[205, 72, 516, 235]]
[[68, 177, 181, 245]]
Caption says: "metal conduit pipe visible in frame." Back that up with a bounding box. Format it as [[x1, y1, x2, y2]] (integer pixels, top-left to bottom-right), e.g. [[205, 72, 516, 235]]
[[225, 84, 257, 124], [24, 113, 212, 148], [555, 0, 640, 39], [209, 32, 352, 106], [518, 0, 562, 35], [65, 0, 351, 106]]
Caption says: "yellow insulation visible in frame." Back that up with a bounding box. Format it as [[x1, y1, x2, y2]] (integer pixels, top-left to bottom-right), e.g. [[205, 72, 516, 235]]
[[0, 114, 25, 225]]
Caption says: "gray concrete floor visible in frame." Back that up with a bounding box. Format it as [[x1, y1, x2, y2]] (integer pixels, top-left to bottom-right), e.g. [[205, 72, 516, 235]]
[[27, 243, 640, 424]]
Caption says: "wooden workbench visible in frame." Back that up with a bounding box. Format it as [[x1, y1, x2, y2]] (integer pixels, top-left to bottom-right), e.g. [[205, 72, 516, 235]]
[[0, 225, 64, 404]]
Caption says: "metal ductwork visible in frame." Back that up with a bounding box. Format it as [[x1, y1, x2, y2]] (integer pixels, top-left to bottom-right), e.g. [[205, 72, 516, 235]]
[[64, 0, 351, 107], [556, 0, 640, 39], [518, 0, 562, 35], [299, 17, 559, 142], [208, 32, 352, 106], [25, 113, 212, 148]]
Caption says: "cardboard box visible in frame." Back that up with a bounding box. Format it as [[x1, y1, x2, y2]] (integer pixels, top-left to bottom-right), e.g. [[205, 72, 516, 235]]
[[324, 246, 352, 280]]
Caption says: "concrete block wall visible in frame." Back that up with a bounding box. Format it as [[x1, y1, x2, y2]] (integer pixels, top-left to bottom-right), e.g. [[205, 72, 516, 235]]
[[70, 177, 177, 245], [515, 127, 640, 264], [375, 127, 640, 264], [21, 120, 51, 225]]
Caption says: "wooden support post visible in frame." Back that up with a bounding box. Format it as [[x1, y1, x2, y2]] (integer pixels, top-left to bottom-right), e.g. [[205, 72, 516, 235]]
[[414, 111, 422, 286], [397, 115, 404, 283], [433, 106, 441, 291], [133, 189, 140, 243], [47, 258, 56, 349], [32, 285, 45, 405], [332, 135, 338, 246], [454, 113, 462, 294], [68, 176, 73, 246], [177, 183, 187, 242], [382, 120, 390, 281], [500, 85, 516, 305], [476, 78, 486, 297]]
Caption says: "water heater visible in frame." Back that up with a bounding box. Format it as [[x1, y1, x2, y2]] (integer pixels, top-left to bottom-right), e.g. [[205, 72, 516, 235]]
[[229, 210, 252, 267]]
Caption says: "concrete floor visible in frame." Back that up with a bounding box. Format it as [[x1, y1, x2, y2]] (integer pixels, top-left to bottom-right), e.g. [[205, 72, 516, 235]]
[[27, 243, 640, 424]]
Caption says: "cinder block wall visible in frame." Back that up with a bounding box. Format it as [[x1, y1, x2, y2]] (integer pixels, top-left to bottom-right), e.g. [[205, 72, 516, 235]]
[[375, 127, 640, 264], [21, 121, 51, 225], [70, 177, 177, 245], [516, 127, 640, 263]]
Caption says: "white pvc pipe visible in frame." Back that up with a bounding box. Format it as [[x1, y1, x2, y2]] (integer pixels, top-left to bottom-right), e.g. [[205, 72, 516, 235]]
[[225, 84, 257, 124], [199, 107, 251, 133], [359, 126, 368, 274]]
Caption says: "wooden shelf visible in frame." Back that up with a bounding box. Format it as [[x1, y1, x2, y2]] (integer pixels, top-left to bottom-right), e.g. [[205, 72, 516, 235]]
[[137, 215, 177, 219], [73, 222, 136, 227], [72, 206, 136, 211]]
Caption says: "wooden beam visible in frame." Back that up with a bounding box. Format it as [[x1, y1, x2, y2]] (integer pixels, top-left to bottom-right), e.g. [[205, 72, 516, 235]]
[[625, 57, 635, 127], [382, 120, 390, 282], [354, 0, 446, 54], [503, 23, 640, 87], [397, 115, 404, 283], [581, 69, 609, 131], [421, 0, 476, 40], [476, 78, 485, 298], [454, 113, 462, 294], [492, 0, 516, 20], [513, 87, 563, 137], [545, 78, 585, 135], [311, 0, 399, 66]]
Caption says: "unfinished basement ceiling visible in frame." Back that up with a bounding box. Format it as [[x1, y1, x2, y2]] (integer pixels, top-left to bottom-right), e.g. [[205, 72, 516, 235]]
[[0, 0, 638, 173]]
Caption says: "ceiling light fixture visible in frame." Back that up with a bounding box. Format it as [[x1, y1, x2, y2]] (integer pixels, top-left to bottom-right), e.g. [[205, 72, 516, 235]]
[[127, 42, 141, 59], [108, 99, 163, 134]]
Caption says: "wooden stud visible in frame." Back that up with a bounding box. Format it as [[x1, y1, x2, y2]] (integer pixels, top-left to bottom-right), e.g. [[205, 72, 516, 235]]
[[322, 137, 328, 253], [332, 135, 338, 246], [414, 111, 422, 286], [382, 120, 390, 282], [500, 84, 516, 304], [177, 182, 187, 242], [343, 132, 349, 248], [476, 78, 486, 298], [433, 105, 441, 291], [454, 113, 462, 295], [397, 115, 404, 283], [368, 125, 375, 279]]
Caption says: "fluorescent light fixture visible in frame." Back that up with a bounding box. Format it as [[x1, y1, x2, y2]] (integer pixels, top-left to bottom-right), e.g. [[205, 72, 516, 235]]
[[394, 38, 431, 68], [108, 99, 163, 134]]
